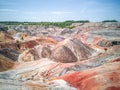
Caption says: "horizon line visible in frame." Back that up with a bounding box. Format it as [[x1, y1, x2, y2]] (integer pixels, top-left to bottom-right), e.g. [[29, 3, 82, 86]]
[[0, 20, 119, 23]]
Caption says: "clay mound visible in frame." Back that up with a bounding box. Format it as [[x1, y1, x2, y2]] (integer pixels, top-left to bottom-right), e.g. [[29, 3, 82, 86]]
[[51, 38, 96, 63], [0, 54, 16, 72], [18, 45, 52, 62], [51, 46, 77, 63], [60, 58, 120, 90]]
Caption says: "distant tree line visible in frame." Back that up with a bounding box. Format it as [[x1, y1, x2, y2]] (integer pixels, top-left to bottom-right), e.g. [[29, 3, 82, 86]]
[[0, 20, 119, 28], [102, 20, 118, 22]]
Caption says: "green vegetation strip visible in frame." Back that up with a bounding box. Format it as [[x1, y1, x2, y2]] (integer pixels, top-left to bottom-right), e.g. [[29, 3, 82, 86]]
[[0, 20, 90, 28]]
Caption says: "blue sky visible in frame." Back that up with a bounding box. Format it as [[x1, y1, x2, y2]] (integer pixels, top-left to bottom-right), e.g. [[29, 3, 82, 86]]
[[0, 0, 120, 22]]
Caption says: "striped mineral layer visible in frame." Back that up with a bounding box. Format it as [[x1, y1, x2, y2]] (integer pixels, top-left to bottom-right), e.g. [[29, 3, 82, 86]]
[[0, 22, 120, 90]]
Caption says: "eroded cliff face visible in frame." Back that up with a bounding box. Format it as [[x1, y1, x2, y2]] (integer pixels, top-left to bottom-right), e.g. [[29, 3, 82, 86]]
[[0, 22, 120, 90]]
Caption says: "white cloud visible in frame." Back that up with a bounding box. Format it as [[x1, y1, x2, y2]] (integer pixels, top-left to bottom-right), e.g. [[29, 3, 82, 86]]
[[51, 11, 72, 15], [0, 9, 17, 12]]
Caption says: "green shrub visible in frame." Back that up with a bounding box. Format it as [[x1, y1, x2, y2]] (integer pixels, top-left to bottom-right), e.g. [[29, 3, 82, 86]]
[[102, 20, 118, 22]]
